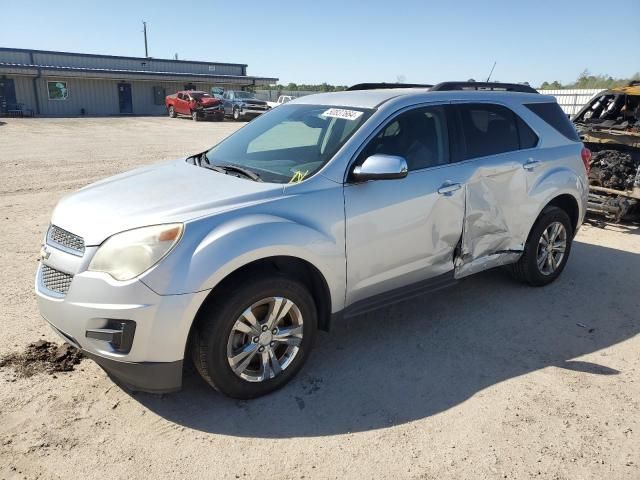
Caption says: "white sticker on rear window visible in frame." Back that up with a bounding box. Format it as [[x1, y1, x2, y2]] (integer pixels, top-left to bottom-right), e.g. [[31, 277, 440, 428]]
[[322, 108, 364, 121]]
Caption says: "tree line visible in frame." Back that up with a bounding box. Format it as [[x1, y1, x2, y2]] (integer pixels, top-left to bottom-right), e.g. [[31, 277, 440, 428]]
[[259, 82, 349, 92], [259, 70, 640, 92], [539, 70, 640, 90]]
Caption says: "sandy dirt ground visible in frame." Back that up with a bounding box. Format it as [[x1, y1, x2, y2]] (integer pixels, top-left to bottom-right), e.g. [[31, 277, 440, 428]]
[[0, 117, 638, 480]]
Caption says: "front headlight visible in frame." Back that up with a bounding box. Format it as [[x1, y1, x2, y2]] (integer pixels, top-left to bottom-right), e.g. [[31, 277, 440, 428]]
[[88, 224, 183, 281]]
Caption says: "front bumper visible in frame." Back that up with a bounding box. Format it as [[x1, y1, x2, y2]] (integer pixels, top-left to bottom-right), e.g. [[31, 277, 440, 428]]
[[199, 107, 225, 118], [239, 108, 268, 117], [47, 320, 183, 393], [35, 257, 209, 393]]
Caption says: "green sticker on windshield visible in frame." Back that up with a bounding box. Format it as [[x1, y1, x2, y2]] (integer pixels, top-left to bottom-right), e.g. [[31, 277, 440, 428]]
[[289, 170, 309, 184]]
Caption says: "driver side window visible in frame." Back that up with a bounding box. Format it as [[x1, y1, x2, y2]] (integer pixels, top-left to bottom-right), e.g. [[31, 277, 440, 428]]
[[360, 106, 450, 171]]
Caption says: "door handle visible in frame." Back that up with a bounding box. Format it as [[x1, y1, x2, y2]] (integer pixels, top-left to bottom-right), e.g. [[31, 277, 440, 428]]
[[437, 182, 462, 195], [523, 159, 542, 171]]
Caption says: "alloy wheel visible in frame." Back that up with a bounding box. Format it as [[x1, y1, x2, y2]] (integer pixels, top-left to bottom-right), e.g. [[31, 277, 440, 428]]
[[226, 297, 303, 382], [536, 221, 567, 275]]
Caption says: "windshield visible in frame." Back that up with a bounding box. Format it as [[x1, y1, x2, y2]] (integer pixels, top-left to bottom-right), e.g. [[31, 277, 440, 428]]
[[206, 104, 373, 183], [191, 93, 211, 100], [235, 91, 256, 100]]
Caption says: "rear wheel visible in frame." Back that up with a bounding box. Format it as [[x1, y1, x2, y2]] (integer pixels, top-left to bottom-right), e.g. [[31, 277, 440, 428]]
[[191, 111, 199, 122], [191, 275, 317, 399], [233, 107, 241, 121], [168, 106, 175, 118], [509, 206, 573, 286]]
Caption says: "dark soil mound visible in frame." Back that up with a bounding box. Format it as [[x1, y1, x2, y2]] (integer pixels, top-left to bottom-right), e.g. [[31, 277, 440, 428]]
[[0, 340, 83, 377]]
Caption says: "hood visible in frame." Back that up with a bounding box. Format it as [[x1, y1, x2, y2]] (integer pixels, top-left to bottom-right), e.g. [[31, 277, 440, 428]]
[[51, 160, 283, 245], [196, 97, 222, 107], [240, 98, 266, 106]]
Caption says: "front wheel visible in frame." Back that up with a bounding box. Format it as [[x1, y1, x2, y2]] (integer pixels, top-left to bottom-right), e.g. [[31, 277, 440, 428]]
[[233, 107, 241, 121], [190, 275, 317, 399], [191, 111, 199, 122], [509, 206, 573, 286], [168, 106, 175, 118]]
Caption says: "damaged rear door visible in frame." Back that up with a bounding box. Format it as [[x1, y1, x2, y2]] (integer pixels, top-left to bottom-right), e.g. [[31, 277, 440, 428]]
[[450, 102, 540, 277]]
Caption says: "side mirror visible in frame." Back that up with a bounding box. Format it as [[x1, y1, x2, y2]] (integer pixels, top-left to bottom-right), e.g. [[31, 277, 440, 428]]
[[352, 154, 408, 181]]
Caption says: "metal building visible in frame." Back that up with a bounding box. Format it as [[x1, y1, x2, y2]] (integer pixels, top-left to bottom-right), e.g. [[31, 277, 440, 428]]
[[0, 47, 278, 117]]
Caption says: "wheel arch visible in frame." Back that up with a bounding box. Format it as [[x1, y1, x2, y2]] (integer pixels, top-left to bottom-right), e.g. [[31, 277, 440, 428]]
[[545, 193, 580, 235], [184, 255, 333, 361]]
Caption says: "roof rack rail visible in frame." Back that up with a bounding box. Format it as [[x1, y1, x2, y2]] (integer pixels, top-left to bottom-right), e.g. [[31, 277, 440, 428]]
[[347, 82, 433, 91], [430, 81, 538, 94]]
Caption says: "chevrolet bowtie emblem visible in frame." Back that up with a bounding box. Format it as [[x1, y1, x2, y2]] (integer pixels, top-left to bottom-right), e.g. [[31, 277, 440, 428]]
[[39, 245, 51, 260]]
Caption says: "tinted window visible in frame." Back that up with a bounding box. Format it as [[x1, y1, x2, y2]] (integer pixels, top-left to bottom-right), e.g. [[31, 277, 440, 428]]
[[525, 102, 580, 141], [457, 104, 519, 159], [360, 106, 449, 171], [517, 117, 539, 149]]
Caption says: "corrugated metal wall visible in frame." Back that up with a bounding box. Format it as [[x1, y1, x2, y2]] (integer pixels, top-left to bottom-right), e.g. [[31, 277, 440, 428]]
[[7, 74, 242, 116], [537, 88, 603, 115]]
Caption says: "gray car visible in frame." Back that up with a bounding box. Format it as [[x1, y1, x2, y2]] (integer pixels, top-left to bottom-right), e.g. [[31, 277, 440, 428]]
[[36, 82, 589, 399]]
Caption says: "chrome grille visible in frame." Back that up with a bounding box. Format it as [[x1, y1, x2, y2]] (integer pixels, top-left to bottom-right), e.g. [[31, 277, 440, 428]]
[[47, 225, 85, 255], [41, 264, 73, 295]]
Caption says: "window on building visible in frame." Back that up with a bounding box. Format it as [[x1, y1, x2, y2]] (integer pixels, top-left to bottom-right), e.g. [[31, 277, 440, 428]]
[[359, 106, 450, 171], [153, 86, 166, 105], [47, 81, 69, 100]]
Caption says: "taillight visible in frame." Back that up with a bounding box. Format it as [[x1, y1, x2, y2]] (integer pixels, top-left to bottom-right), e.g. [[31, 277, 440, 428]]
[[581, 147, 592, 174]]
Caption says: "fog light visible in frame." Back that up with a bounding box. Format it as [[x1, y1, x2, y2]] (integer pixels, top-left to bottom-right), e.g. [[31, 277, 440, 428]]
[[86, 320, 136, 353]]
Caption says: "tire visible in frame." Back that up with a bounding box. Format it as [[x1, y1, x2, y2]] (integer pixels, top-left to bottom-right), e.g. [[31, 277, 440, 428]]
[[233, 107, 241, 121], [168, 106, 175, 118], [190, 275, 317, 399], [509, 206, 573, 286], [191, 111, 199, 122]]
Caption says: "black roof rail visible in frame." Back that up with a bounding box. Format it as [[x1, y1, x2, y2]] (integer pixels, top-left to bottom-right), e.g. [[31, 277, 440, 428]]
[[430, 81, 538, 94], [627, 80, 640, 87], [347, 82, 433, 91]]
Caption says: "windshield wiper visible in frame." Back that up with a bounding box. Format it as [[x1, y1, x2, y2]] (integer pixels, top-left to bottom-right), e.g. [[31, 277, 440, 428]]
[[199, 153, 263, 182]]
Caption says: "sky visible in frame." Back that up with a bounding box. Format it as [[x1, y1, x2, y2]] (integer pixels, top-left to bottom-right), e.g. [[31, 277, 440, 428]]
[[1, 0, 638, 87]]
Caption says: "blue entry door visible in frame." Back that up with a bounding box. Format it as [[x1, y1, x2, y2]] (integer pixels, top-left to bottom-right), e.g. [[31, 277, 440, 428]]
[[118, 83, 133, 114]]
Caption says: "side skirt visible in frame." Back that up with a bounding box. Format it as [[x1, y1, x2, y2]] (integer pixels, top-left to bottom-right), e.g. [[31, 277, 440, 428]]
[[333, 272, 458, 322]]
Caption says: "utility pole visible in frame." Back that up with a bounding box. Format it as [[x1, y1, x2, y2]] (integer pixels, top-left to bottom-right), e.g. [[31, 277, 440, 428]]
[[142, 21, 149, 57]]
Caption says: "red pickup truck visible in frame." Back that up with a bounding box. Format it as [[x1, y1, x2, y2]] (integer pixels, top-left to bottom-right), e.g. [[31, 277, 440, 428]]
[[165, 90, 224, 121]]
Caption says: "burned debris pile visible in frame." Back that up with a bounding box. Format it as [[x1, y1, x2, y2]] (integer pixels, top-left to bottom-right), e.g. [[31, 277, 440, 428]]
[[590, 150, 640, 191]]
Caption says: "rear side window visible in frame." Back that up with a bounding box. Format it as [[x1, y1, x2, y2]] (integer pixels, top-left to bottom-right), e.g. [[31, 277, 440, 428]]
[[525, 102, 580, 141], [456, 104, 520, 159], [517, 117, 539, 149]]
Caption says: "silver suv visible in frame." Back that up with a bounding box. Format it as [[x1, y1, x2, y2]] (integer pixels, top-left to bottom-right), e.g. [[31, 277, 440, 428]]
[[36, 82, 589, 399]]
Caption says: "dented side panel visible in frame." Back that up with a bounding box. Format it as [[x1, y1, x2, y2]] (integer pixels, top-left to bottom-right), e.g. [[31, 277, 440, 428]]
[[455, 151, 532, 278], [455, 143, 586, 278]]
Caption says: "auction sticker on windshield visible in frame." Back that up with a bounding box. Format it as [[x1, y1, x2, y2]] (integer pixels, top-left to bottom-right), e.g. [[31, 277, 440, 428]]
[[322, 108, 364, 121]]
